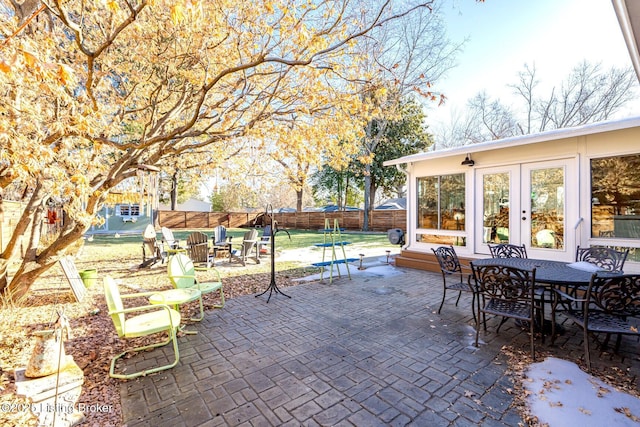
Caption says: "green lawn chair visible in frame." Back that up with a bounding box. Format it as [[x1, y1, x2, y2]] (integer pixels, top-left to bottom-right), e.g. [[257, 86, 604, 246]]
[[103, 276, 181, 379], [167, 253, 225, 318]]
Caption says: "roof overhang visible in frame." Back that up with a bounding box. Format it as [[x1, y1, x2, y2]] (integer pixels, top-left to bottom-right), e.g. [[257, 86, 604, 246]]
[[383, 115, 640, 166], [613, 0, 640, 82]]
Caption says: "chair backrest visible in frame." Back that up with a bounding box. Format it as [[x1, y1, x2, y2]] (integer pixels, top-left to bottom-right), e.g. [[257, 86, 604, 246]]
[[167, 254, 196, 289], [261, 225, 272, 241], [162, 227, 178, 247], [587, 274, 640, 317], [187, 231, 210, 263], [489, 243, 528, 259], [104, 276, 125, 337], [240, 229, 259, 255], [576, 247, 629, 272], [471, 263, 536, 302], [213, 225, 227, 244], [142, 224, 160, 255], [431, 246, 462, 275]]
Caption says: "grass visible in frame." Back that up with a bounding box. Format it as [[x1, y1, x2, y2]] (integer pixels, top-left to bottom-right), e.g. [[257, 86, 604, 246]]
[[85, 228, 397, 253]]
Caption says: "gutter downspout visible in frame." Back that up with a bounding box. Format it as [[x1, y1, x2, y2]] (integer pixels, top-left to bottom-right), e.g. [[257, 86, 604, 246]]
[[612, 0, 640, 83], [396, 163, 410, 250]]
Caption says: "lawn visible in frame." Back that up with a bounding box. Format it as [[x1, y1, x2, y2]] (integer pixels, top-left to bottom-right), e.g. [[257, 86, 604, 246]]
[[0, 228, 397, 426]]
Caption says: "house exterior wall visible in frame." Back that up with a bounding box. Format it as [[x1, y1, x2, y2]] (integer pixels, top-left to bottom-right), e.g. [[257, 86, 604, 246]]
[[398, 121, 640, 273]]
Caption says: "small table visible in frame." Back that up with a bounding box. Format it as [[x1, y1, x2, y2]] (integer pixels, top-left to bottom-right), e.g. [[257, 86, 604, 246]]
[[148, 288, 203, 333]]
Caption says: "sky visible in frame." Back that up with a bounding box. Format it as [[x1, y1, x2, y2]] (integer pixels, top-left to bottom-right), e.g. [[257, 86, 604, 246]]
[[426, 0, 640, 132]]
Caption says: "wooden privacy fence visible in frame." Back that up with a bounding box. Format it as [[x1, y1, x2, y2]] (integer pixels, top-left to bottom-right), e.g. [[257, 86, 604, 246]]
[[158, 210, 406, 232]]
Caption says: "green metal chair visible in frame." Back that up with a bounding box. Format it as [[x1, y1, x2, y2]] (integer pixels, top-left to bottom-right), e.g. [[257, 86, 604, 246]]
[[167, 253, 225, 318], [103, 276, 181, 379]]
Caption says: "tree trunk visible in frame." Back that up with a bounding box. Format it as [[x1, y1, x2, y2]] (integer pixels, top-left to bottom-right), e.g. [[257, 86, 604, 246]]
[[296, 189, 303, 212], [363, 163, 371, 231], [170, 172, 178, 210]]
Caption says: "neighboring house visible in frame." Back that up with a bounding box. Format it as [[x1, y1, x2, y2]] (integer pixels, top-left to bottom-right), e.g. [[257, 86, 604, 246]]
[[158, 198, 212, 212], [384, 1, 640, 273], [375, 198, 407, 210], [88, 203, 152, 235]]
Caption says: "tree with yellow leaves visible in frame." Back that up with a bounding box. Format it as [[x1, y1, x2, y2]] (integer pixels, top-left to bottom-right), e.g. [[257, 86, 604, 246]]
[[0, 0, 438, 300]]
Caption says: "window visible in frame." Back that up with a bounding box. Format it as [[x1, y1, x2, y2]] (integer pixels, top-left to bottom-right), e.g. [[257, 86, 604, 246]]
[[591, 154, 640, 262], [591, 154, 640, 238], [417, 173, 466, 245], [117, 204, 141, 216]]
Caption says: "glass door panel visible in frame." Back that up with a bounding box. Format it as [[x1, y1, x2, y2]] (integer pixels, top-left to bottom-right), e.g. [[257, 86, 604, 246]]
[[522, 159, 575, 261], [529, 167, 565, 250], [475, 166, 519, 255], [482, 173, 510, 244]]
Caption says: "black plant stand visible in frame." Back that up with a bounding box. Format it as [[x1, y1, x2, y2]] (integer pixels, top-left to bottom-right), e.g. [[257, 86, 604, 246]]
[[255, 206, 291, 303]]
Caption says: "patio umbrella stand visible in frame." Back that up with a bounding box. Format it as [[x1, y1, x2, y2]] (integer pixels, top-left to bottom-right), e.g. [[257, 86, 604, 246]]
[[255, 206, 292, 303]]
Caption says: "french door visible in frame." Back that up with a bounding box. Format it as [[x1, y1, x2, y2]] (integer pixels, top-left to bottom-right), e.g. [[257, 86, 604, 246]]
[[475, 159, 576, 261]]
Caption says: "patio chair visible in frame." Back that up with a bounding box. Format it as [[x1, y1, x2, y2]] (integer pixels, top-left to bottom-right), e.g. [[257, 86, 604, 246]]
[[431, 246, 476, 322], [161, 227, 185, 255], [471, 262, 542, 360], [212, 225, 232, 259], [167, 253, 225, 313], [257, 225, 272, 257], [575, 246, 629, 272], [103, 276, 181, 379], [187, 231, 214, 268], [141, 224, 165, 268], [230, 228, 260, 266], [488, 243, 528, 259], [554, 247, 630, 314], [551, 273, 640, 372]]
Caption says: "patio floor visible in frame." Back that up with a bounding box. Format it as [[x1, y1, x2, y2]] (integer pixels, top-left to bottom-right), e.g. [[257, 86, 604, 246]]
[[118, 263, 640, 426]]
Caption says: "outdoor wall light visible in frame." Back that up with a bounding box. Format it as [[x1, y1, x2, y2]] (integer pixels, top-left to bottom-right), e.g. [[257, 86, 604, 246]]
[[461, 155, 475, 167]]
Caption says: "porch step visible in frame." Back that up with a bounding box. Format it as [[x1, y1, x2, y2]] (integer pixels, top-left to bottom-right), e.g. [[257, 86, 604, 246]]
[[395, 249, 474, 273]]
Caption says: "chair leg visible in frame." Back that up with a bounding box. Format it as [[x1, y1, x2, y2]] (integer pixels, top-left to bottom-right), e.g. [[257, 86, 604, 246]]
[[437, 288, 446, 314], [470, 293, 477, 324], [584, 329, 592, 373], [109, 330, 180, 379], [210, 287, 225, 309], [190, 295, 205, 322], [454, 291, 462, 307]]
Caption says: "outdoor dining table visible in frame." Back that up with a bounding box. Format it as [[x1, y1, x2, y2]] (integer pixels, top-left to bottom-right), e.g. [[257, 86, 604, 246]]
[[469, 257, 621, 286], [469, 257, 625, 334]]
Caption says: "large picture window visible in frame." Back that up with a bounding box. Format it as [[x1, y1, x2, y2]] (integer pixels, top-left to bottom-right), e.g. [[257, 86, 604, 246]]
[[417, 174, 465, 245], [591, 154, 640, 239]]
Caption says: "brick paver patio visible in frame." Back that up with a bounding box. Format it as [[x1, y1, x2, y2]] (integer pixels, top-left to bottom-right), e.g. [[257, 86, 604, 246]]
[[118, 264, 640, 426]]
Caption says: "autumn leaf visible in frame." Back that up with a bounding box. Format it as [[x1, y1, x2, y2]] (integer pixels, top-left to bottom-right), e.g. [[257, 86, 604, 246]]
[[107, 0, 120, 12], [171, 3, 185, 24], [23, 50, 37, 67]]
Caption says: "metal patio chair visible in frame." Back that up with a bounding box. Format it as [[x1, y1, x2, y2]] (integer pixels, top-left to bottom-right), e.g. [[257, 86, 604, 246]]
[[471, 263, 542, 360], [104, 276, 181, 379], [575, 246, 629, 272], [431, 246, 476, 322], [167, 253, 225, 315], [488, 243, 528, 259], [551, 273, 640, 372]]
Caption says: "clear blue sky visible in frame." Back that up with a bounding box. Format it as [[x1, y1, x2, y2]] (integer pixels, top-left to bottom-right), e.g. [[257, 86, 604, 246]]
[[427, 0, 639, 128]]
